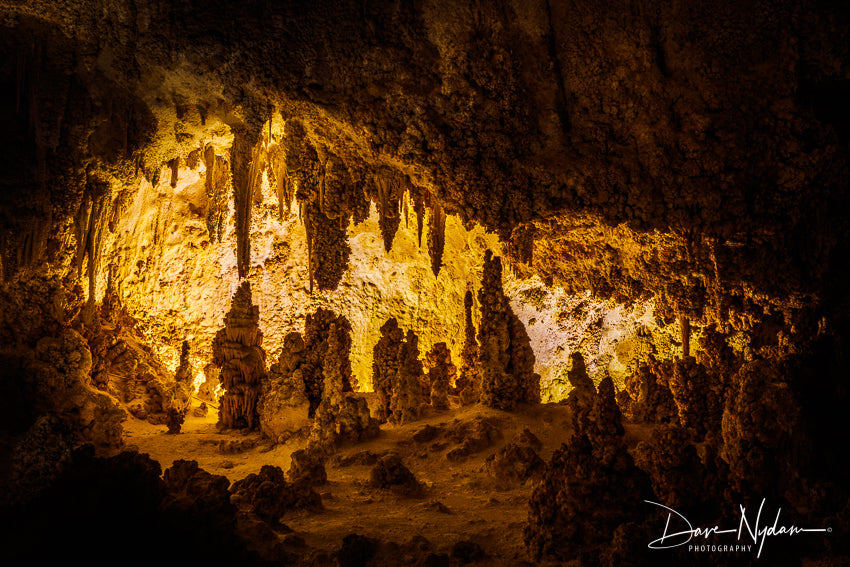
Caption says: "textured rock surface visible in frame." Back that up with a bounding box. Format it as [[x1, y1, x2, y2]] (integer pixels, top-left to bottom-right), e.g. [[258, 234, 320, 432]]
[[258, 332, 311, 441], [389, 329, 428, 425], [478, 250, 540, 409], [372, 318, 404, 422], [454, 290, 481, 405], [424, 342, 454, 410], [310, 324, 380, 447], [212, 282, 266, 430], [24, 328, 126, 451], [525, 390, 652, 563], [369, 453, 424, 498], [618, 357, 678, 425], [230, 465, 322, 523]]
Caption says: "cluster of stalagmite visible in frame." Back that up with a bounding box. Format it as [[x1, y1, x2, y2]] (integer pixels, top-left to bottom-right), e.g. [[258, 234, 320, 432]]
[[477, 250, 540, 410], [212, 282, 266, 430], [301, 308, 354, 414], [310, 323, 379, 447], [525, 370, 652, 564], [372, 319, 456, 424], [258, 332, 312, 442]]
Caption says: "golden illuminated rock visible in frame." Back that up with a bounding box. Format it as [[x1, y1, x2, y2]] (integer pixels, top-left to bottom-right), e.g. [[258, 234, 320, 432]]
[[212, 282, 266, 430]]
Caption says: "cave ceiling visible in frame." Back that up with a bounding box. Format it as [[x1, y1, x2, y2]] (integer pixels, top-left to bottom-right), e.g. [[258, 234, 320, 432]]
[[0, 0, 848, 345]]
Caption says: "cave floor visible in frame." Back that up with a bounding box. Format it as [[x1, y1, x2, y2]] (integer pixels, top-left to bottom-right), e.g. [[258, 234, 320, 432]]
[[124, 400, 656, 563]]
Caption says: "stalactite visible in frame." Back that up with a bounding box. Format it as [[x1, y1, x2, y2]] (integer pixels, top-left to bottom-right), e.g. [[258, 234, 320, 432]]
[[303, 201, 350, 292], [168, 157, 179, 188], [73, 176, 110, 308], [211, 282, 266, 429], [202, 145, 229, 243], [373, 167, 403, 253], [427, 199, 446, 277], [679, 316, 691, 357], [230, 125, 263, 279], [407, 183, 428, 249], [477, 250, 540, 409]]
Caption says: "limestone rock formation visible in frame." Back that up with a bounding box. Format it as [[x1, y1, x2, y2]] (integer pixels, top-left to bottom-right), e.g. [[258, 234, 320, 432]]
[[258, 332, 311, 442], [212, 282, 266, 430], [721, 358, 804, 496], [369, 454, 424, 498], [230, 465, 322, 523], [477, 250, 540, 409], [174, 340, 193, 386], [563, 352, 596, 434], [301, 308, 355, 417], [197, 364, 221, 403], [618, 357, 678, 424], [24, 328, 125, 452], [486, 442, 544, 483], [445, 417, 502, 461], [454, 290, 481, 405], [287, 447, 328, 486], [310, 324, 380, 447], [389, 330, 428, 425], [668, 356, 724, 438], [372, 317, 405, 422], [424, 342, 454, 410], [525, 431, 653, 562]]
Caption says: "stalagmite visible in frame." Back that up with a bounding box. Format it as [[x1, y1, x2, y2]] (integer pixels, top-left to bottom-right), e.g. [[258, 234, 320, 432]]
[[425, 342, 454, 410], [300, 308, 354, 417], [174, 340, 192, 386], [258, 332, 312, 441], [390, 330, 428, 424], [477, 250, 540, 410], [455, 290, 481, 405], [427, 199, 446, 277], [564, 352, 595, 433], [303, 201, 350, 291], [525, 369, 653, 563], [211, 282, 266, 429], [310, 323, 379, 447], [372, 318, 405, 422]]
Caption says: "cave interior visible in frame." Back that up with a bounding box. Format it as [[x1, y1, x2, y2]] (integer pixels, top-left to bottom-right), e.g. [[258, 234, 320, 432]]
[[0, 1, 849, 566]]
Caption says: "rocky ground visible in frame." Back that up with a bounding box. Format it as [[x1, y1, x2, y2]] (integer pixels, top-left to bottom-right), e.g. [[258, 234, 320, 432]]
[[124, 396, 653, 564]]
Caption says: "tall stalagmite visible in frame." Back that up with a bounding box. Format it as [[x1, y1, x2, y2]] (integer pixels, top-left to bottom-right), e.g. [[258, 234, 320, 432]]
[[301, 308, 354, 417], [212, 282, 266, 429], [455, 290, 481, 405], [372, 317, 405, 422], [425, 342, 454, 410], [390, 329, 428, 424], [477, 250, 540, 410]]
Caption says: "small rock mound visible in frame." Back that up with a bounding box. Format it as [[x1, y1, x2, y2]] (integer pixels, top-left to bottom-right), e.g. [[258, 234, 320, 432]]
[[230, 465, 322, 522], [369, 454, 424, 497], [486, 442, 545, 483], [287, 447, 328, 486], [445, 417, 501, 461]]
